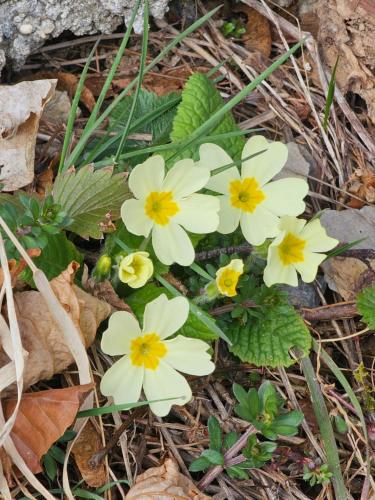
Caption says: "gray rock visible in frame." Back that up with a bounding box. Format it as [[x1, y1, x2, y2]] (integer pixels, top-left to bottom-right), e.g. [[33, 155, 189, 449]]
[[0, 0, 170, 73]]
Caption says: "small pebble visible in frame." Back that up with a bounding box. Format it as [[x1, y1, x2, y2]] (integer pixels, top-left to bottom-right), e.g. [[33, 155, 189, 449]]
[[19, 23, 33, 35]]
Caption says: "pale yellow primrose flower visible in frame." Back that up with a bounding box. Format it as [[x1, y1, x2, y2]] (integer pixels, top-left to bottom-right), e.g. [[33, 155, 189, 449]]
[[118, 251, 153, 288], [197, 136, 309, 246], [100, 294, 215, 417], [263, 216, 338, 287], [216, 259, 244, 297], [121, 155, 220, 266]]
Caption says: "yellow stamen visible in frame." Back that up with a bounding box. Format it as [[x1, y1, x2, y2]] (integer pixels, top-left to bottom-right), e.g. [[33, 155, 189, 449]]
[[217, 268, 241, 297], [278, 232, 306, 265], [130, 333, 167, 370], [145, 191, 179, 225], [229, 177, 265, 213]]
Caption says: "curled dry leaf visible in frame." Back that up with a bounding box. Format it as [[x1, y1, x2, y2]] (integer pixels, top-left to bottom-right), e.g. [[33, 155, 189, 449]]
[[3, 384, 93, 473], [71, 420, 107, 488], [0, 79, 56, 191], [0, 263, 111, 397], [125, 459, 210, 500]]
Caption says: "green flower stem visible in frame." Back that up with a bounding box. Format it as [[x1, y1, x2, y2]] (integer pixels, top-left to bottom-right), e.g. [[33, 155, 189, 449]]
[[197, 425, 256, 491], [299, 354, 348, 500]]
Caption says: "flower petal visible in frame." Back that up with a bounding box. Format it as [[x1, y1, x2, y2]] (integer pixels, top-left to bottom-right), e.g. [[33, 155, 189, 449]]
[[197, 143, 234, 172], [301, 219, 339, 252], [174, 194, 219, 233], [143, 294, 189, 339], [295, 251, 326, 283], [152, 223, 194, 265], [129, 155, 165, 199], [143, 361, 192, 417], [278, 216, 307, 235], [100, 356, 143, 405], [101, 311, 141, 355], [163, 160, 209, 198], [164, 335, 215, 375], [262, 178, 308, 216], [217, 196, 241, 234], [206, 166, 240, 194], [121, 198, 153, 237], [242, 136, 288, 186], [263, 247, 298, 287], [240, 206, 280, 245]]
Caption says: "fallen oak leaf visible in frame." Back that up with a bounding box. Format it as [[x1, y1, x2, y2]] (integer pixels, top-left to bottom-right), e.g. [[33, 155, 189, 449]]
[[0, 262, 111, 397], [125, 459, 210, 499], [3, 384, 94, 473]]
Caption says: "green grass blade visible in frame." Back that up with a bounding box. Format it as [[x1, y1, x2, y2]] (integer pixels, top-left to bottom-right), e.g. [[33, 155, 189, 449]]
[[77, 397, 178, 417], [58, 40, 99, 173], [85, 0, 142, 132], [313, 340, 371, 483], [325, 238, 366, 259], [114, 0, 149, 163], [323, 56, 339, 131], [92, 128, 263, 168], [299, 353, 348, 499], [64, 5, 222, 169], [167, 38, 305, 164]]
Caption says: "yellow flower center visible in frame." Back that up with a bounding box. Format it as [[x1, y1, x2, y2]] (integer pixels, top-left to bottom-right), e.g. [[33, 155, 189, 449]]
[[278, 232, 306, 265], [229, 177, 266, 213], [130, 333, 167, 370], [217, 268, 241, 297], [145, 191, 179, 225]]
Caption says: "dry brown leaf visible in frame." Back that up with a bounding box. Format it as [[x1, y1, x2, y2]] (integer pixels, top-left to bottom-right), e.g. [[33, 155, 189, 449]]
[[345, 167, 375, 208], [84, 278, 133, 312], [234, 5, 272, 58], [4, 384, 93, 473], [29, 71, 96, 111], [322, 254, 375, 300], [125, 459, 210, 500], [0, 79, 56, 191], [71, 420, 107, 488], [0, 263, 111, 397]]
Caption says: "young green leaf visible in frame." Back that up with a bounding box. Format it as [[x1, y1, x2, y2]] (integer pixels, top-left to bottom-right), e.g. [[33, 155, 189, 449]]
[[201, 449, 224, 466], [208, 416, 222, 452], [168, 72, 244, 160], [223, 431, 239, 451], [189, 456, 211, 472]]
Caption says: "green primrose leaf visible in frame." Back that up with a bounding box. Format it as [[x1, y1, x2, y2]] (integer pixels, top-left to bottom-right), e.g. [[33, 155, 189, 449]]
[[226, 466, 249, 480], [53, 165, 129, 239], [227, 298, 311, 367], [272, 411, 304, 427], [223, 431, 239, 450], [168, 73, 244, 161], [356, 285, 375, 329], [201, 449, 224, 466], [208, 416, 222, 452]]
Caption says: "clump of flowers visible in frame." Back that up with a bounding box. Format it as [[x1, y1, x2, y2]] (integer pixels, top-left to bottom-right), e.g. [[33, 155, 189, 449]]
[[197, 136, 308, 245], [121, 155, 220, 265], [263, 216, 338, 287], [100, 294, 215, 416]]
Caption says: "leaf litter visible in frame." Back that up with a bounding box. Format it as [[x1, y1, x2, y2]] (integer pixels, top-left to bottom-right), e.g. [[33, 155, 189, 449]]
[[0, 0, 375, 498]]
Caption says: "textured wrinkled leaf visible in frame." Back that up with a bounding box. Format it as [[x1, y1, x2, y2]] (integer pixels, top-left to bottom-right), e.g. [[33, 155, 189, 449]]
[[169, 73, 244, 160], [53, 165, 129, 239], [356, 285, 375, 329], [21, 233, 82, 283], [228, 301, 311, 367], [4, 385, 93, 473], [126, 283, 218, 341]]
